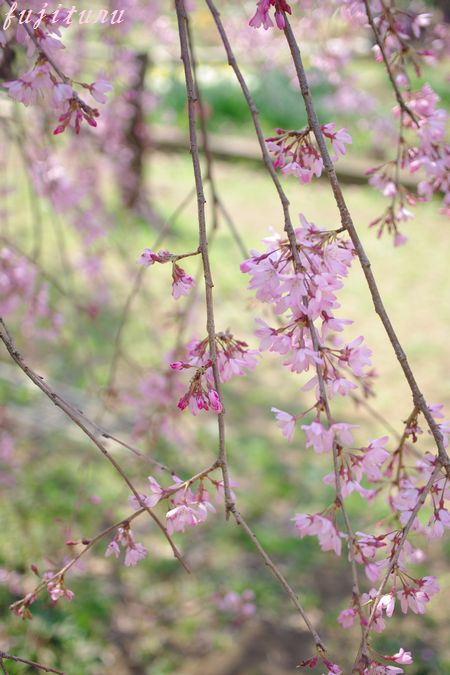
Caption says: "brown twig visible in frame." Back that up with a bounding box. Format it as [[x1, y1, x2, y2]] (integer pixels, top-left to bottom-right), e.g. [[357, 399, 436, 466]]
[[184, 14, 248, 258], [185, 12, 220, 233], [0, 652, 64, 675], [392, 405, 419, 485]]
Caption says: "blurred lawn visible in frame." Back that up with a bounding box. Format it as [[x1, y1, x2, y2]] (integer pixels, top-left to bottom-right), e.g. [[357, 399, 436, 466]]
[[2, 145, 449, 674]]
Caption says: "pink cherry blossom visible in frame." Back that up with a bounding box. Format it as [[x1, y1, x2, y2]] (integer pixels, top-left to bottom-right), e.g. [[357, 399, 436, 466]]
[[249, 0, 292, 31], [123, 543, 147, 567], [4, 63, 53, 106], [301, 421, 334, 454], [172, 263, 195, 299], [386, 649, 413, 665], [105, 526, 148, 567], [139, 248, 172, 266], [337, 606, 357, 628], [378, 592, 396, 618], [129, 476, 164, 510], [166, 501, 215, 534], [293, 513, 342, 556], [272, 407, 296, 441], [88, 79, 113, 104], [322, 122, 352, 159]]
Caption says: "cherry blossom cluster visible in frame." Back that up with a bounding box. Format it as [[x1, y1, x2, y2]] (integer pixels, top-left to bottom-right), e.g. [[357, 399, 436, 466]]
[[294, 408, 448, 559], [44, 573, 75, 604], [241, 215, 371, 408], [368, 4, 435, 69], [349, 0, 450, 242], [9, 468, 231, 619], [338, 574, 439, 651], [11, 566, 74, 619], [266, 123, 352, 184], [240, 206, 449, 666], [214, 589, 256, 624], [105, 523, 148, 567], [139, 247, 196, 299], [368, 84, 449, 243], [170, 331, 258, 414], [0, 247, 63, 340], [249, 0, 292, 31], [291, 406, 448, 671], [1, 3, 112, 134], [125, 472, 230, 538]]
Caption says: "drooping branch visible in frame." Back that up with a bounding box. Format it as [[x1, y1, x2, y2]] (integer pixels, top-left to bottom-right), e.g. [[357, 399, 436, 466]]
[[175, 0, 326, 651], [281, 15, 449, 478], [0, 319, 190, 573], [352, 462, 442, 670], [362, 0, 419, 127], [204, 0, 368, 652], [10, 460, 219, 613]]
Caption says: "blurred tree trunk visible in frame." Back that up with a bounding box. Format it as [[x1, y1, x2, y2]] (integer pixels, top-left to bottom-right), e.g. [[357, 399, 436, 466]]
[[435, 0, 450, 22], [121, 51, 164, 230]]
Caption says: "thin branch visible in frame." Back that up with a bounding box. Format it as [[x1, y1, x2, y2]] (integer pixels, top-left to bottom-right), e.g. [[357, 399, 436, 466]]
[[393, 405, 419, 485], [177, 0, 326, 652], [0, 652, 64, 675], [10, 508, 147, 613], [363, 0, 419, 127], [184, 14, 248, 258], [175, 0, 233, 510], [10, 460, 219, 612], [353, 462, 442, 669], [105, 186, 196, 394], [0, 319, 190, 573], [185, 12, 220, 232], [282, 15, 449, 479]]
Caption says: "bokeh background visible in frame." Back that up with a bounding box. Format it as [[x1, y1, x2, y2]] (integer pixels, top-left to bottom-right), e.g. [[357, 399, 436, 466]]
[[0, 2, 449, 673]]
